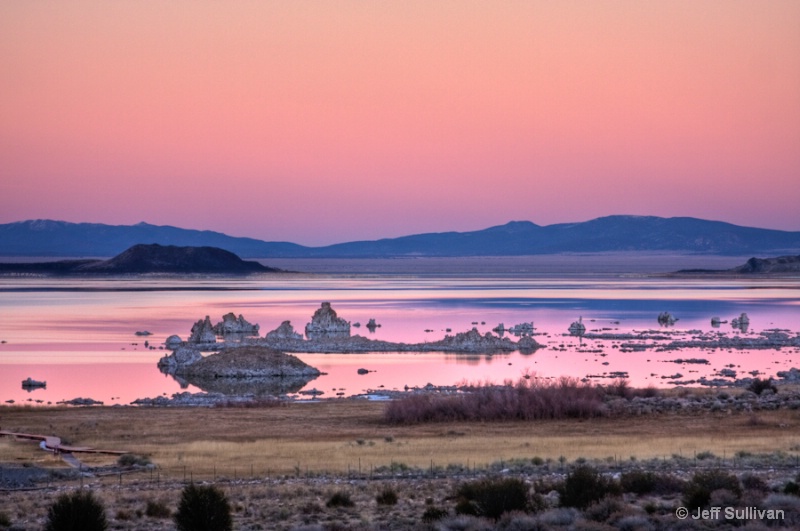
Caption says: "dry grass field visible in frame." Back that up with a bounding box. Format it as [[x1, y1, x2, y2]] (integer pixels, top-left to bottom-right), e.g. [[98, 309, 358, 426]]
[[2, 400, 799, 479]]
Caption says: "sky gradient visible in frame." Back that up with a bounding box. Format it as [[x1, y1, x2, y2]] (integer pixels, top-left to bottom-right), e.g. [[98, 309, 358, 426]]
[[2, 1, 799, 245]]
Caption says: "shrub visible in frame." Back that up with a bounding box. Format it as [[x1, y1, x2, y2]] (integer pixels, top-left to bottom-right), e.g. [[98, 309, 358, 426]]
[[45, 489, 108, 531], [0, 511, 10, 528], [748, 378, 777, 395], [455, 477, 530, 520], [174, 484, 232, 531], [559, 465, 620, 509], [326, 491, 355, 508], [741, 474, 769, 493], [783, 481, 800, 496], [117, 453, 150, 467], [421, 507, 448, 523], [145, 499, 171, 518], [683, 470, 741, 510], [620, 470, 658, 494], [375, 487, 398, 506]]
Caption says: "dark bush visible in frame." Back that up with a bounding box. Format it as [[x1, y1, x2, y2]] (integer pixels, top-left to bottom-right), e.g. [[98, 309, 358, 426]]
[[454, 477, 531, 520], [560, 465, 620, 509], [145, 499, 171, 518], [748, 378, 777, 395], [421, 507, 448, 523], [375, 487, 398, 506], [783, 481, 800, 496], [326, 491, 355, 508], [620, 470, 658, 494], [45, 489, 108, 531], [683, 470, 741, 510], [174, 484, 232, 531], [741, 474, 769, 493], [0, 511, 11, 528], [117, 454, 150, 467]]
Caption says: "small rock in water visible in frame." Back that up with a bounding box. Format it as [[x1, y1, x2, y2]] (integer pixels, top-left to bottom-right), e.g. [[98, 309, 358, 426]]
[[357, 368, 370, 375]]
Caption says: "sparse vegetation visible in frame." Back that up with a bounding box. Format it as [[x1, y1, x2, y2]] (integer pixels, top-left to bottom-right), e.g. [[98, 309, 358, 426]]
[[421, 506, 448, 523], [117, 453, 151, 467], [385, 377, 607, 423], [45, 489, 108, 531]]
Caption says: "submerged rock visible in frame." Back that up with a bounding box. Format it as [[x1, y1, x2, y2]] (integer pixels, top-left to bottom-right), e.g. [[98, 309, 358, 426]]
[[21, 377, 46, 390], [657, 312, 678, 326], [568, 317, 586, 336]]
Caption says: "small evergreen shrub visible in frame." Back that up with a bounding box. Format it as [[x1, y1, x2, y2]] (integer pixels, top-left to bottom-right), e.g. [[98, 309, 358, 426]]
[[174, 484, 232, 531], [559, 465, 620, 509], [326, 491, 355, 508], [45, 489, 108, 531], [454, 477, 530, 520], [683, 470, 741, 510], [375, 487, 398, 506], [0, 511, 11, 528]]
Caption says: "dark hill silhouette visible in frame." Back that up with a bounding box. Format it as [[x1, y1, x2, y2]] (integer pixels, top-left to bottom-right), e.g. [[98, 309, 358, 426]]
[[676, 255, 800, 275], [0, 244, 278, 275]]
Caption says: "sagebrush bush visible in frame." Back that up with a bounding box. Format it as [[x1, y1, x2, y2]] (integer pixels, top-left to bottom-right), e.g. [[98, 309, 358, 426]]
[[748, 378, 777, 396], [375, 487, 398, 506], [421, 506, 448, 523], [559, 465, 620, 509], [145, 499, 171, 518], [117, 453, 151, 467], [326, 491, 355, 508], [45, 489, 108, 531], [0, 511, 10, 528], [455, 477, 535, 520], [174, 484, 232, 531], [683, 470, 741, 510], [620, 471, 658, 494]]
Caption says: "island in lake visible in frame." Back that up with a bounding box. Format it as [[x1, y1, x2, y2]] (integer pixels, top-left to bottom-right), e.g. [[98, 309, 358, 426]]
[[0, 244, 280, 275]]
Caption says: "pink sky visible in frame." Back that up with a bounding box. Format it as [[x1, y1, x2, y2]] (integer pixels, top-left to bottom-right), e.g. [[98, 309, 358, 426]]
[[1, 1, 799, 245]]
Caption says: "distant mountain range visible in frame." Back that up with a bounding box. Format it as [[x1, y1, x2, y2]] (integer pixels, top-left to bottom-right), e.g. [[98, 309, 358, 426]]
[[0, 244, 277, 275], [1, 216, 799, 258]]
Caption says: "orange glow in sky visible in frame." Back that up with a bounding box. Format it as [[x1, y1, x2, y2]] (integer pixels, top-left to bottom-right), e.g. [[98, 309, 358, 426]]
[[1, 1, 798, 245]]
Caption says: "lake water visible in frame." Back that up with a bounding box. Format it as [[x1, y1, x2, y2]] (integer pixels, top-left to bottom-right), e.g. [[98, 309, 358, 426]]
[[1, 260, 799, 405]]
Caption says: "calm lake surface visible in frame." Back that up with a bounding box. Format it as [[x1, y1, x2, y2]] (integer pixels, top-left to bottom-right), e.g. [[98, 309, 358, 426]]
[[1, 258, 798, 405]]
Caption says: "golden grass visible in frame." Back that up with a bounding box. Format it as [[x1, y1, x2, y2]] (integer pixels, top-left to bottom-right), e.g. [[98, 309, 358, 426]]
[[2, 402, 799, 479]]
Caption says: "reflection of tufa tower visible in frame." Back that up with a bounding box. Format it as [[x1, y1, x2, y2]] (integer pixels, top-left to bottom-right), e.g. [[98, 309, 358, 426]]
[[305, 302, 351, 340]]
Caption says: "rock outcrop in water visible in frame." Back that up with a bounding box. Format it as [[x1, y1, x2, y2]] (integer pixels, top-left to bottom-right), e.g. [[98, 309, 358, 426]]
[[212, 312, 259, 336], [157, 346, 203, 372], [305, 302, 351, 339], [188, 316, 216, 344], [264, 321, 303, 340]]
